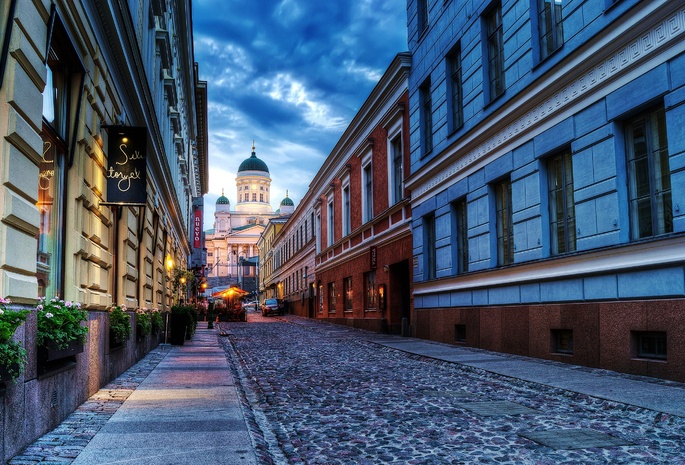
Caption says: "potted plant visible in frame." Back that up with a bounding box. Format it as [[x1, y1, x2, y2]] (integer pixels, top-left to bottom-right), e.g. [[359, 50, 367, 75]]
[[135, 308, 152, 341], [169, 305, 188, 345], [0, 298, 30, 381], [108, 305, 131, 348], [150, 308, 163, 335], [36, 298, 88, 362]]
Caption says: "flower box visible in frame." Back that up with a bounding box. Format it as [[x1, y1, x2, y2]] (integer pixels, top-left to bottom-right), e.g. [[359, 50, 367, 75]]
[[38, 339, 84, 363]]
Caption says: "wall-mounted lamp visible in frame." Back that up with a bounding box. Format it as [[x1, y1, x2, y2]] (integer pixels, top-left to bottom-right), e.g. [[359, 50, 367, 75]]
[[378, 284, 386, 311], [383, 264, 389, 272]]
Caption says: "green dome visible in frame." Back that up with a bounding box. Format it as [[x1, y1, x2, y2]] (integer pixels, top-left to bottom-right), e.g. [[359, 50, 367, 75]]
[[216, 189, 230, 205], [238, 151, 269, 173], [280, 196, 294, 207]]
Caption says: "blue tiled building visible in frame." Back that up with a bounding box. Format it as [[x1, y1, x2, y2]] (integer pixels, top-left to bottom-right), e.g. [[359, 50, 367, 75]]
[[406, 0, 685, 381]]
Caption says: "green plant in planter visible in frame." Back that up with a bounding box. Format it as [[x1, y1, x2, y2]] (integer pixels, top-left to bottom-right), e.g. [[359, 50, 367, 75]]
[[108, 305, 131, 341], [135, 308, 152, 337], [150, 308, 163, 333], [36, 298, 88, 350], [0, 297, 30, 379]]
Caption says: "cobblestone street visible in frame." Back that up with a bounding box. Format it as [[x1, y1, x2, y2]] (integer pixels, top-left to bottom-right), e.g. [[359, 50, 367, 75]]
[[219, 314, 685, 465]]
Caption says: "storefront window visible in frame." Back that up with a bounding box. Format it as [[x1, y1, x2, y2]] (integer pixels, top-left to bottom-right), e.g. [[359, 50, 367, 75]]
[[365, 270, 377, 311], [38, 18, 80, 298]]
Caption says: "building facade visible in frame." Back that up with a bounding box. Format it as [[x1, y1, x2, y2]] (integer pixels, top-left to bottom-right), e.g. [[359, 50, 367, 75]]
[[407, 0, 685, 381], [0, 0, 206, 460], [204, 145, 285, 293], [307, 53, 413, 334]]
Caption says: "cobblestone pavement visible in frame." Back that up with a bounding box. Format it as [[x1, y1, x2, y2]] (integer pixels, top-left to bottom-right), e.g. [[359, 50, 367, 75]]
[[218, 314, 685, 465]]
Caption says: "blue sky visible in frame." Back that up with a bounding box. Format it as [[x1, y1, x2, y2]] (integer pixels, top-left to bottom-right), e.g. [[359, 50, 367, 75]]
[[192, 0, 408, 229]]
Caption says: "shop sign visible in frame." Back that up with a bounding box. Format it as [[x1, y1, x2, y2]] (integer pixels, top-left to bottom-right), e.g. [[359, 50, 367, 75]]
[[370, 245, 377, 270], [193, 209, 202, 248], [106, 126, 147, 205]]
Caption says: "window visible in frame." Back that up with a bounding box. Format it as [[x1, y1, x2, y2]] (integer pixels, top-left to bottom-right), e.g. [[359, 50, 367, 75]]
[[318, 283, 323, 313], [364, 270, 377, 310], [343, 185, 351, 236], [626, 107, 672, 240], [343, 277, 353, 312], [260, 193, 264, 202], [420, 78, 433, 154], [327, 199, 334, 246], [447, 43, 464, 132], [453, 198, 469, 273], [548, 150, 576, 254], [424, 214, 436, 279], [495, 178, 514, 266], [551, 329, 573, 354], [418, 0, 429, 33], [390, 135, 403, 205], [316, 213, 321, 253], [538, 0, 564, 60], [363, 163, 373, 223], [328, 282, 336, 313], [252, 193, 257, 201], [485, 3, 505, 99], [633, 331, 667, 360], [38, 18, 82, 298]]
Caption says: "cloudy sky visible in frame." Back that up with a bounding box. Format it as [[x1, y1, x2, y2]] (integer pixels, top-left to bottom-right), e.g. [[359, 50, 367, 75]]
[[192, 0, 409, 229]]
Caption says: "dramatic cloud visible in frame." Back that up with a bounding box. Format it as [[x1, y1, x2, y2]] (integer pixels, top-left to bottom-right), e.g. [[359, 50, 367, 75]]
[[193, 0, 408, 229]]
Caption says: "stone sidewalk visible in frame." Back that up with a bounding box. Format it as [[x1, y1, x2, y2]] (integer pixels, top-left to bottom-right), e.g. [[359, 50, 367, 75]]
[[9, 325, 258, 465]]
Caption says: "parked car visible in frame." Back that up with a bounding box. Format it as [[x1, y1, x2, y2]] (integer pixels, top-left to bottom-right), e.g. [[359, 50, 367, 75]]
[[261, 298, 285, 316]]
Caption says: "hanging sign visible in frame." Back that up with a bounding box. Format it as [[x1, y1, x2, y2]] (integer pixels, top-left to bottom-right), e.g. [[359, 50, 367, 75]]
[[370, 245, 377, 270], [106, 126, 147, 205], [193, 209, 202, 248]]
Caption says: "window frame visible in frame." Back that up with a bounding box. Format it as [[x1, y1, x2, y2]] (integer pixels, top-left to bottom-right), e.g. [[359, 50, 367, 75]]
[[387, 118, 404, 206], [625, 106, 672, 241], [537, 0, 565, 60], [452, 198, 469, 274], [362, 154, 373, 223], [495, 178, 514, 266], [419, 77, 433, 155], [424, 214, 436, 280], [327, 196, 335, 247], [342, 183, 351, 237], [364, 270, 377, 311], [548, 149, 576, 255], [484, 3, 505, 101], [446, 41, 464, 133], [343, 276, 353, 313]]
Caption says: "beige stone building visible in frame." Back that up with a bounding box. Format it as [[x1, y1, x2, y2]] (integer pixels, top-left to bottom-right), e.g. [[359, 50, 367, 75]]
[[0, 0, 206, 460]]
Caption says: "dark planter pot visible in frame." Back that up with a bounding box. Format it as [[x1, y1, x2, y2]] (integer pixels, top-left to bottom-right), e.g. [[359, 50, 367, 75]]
[[169, 313, 187, 345], [0, 362, 20, 383], [110, 330, 130, 349], [38, 340, 84, 363]]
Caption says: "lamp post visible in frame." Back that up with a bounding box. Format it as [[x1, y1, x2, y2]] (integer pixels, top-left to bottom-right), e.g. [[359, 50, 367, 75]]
[[179, 276, 186, 304]]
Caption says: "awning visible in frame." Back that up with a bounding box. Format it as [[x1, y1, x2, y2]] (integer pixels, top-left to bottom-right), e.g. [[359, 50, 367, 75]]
[[211, 287, 249, 298]]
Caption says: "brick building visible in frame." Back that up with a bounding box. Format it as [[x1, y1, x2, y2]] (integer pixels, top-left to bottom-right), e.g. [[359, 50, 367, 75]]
[[311, 53, 413, 334], [406, 0, 685, 381]]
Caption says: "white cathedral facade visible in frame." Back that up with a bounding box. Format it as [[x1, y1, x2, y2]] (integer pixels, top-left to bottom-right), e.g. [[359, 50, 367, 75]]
[[205, 144, 294, 291]]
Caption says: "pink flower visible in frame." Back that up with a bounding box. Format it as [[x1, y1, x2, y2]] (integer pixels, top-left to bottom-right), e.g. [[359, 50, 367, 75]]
[[65, 301, 72, 308], [45, 312, 54, 318], [37, 304, 43, 311], [0, 308, 4, 315]]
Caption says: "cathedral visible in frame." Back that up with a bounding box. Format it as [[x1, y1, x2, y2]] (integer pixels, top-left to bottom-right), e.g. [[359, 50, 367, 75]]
[[204, 143, 294, 292]]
